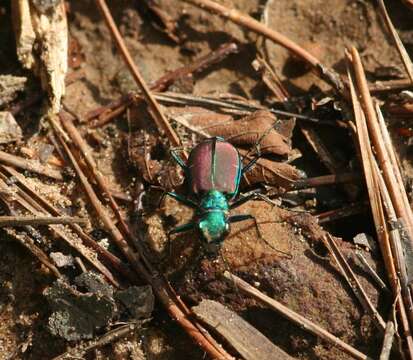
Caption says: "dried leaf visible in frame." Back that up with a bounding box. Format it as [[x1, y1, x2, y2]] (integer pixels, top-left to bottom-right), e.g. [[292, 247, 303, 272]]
[[128, 131, 183, 189], [166, 106, 232, 137], [242, 153, 303, 189], [168, 107, 291, 156], [217, 110, 291, 156]]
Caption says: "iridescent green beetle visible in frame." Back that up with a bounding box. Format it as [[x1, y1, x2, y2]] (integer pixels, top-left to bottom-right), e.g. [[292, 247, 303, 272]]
[[163, 137, 262, 251]]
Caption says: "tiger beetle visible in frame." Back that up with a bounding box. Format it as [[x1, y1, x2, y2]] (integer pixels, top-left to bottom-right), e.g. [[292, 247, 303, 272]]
[[162, 136, 267, 252]]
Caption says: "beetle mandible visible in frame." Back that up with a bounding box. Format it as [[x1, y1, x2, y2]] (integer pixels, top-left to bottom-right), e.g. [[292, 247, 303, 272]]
[[162, 136, 265, 252]]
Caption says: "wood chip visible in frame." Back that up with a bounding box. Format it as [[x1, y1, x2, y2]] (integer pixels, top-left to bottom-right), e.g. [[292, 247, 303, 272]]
[[192, 300, 295, 360], [0, 75, 27, 107], [12, 0, 68, 113], [0, 112, 22, 144]]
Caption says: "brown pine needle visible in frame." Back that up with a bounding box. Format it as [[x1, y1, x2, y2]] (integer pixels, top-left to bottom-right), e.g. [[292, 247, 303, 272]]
[[348, 51, 413, 358], [379, 321, 396, 360], [324, 234, 386, 330], [350, 47, 413, 243], [0, 150, 63, 180], [0, 216, 86, 227], [53, 323, 139, 360], [376, 0, 413, 83], [94, 0, 183, 153]]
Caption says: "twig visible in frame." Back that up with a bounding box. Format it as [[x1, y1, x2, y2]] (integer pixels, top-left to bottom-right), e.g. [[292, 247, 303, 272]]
[[90, 102, 131, 128], [348, 68, 413, 357], [0, 216, 86, 227], [52, 323, 139, 360], [149, 42, 239, 92], [351, 47, 413, 243], [156, 92, 327, 124], [369, 78, 413, 94], [376, 0, 413, 83], [84, 66, 396, 128], [2, 227, 61, 278], [316, 203, 366, 224], [323, 234, 386, 330], [379, 321, 395, 360], [84, 93, 133, 122], [222, 272, 371, 360], [95, 0, 183, 153], [59, 112, 138, 256], [347, 65, 398, 293], [0, 194, 62, 278], [351, 49, 413, 337], [75, 256, 87, 273], [375, 102, 413, 242], [20, 147, 64, 168], [182, 0, 344, 92], [290, 172, 360, 191], [252, 57, 289, 102], [57, 116, 140, 271], [355, 250, 388, 292], [0, 150, 63, 180]]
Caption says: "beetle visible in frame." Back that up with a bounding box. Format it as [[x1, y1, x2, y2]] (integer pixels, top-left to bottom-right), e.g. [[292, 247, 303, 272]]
[[162, 136, 266, 252]]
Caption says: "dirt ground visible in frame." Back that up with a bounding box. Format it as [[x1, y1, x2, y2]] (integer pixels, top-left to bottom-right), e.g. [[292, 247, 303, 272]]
[[1, 0, 413, 359]]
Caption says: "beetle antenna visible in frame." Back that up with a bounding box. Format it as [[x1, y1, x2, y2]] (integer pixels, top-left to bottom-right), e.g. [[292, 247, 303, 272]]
[[255, 222, 293, 259], [242, 117, 283, 159]]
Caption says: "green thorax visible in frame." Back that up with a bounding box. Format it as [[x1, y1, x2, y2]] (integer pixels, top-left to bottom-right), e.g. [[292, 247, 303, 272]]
[[199, 190, 229, 211], [198, 190, 229, 244]]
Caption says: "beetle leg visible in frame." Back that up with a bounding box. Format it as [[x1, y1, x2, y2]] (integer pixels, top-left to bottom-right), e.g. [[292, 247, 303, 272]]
[[170, 149, 188, 170], [169, 221, 196, 235], [242, 155, 259, 174], [228, 214, 292, 259], [166, 222, 196, 258], [229, 192, 257, 209], [159, 191, 198, 209], [241, 143, 261, 175], [228, 214, 263, 236]]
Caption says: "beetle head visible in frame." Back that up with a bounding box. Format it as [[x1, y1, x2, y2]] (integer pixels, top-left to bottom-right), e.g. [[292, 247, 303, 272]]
[[198, 211, 229, 251]]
